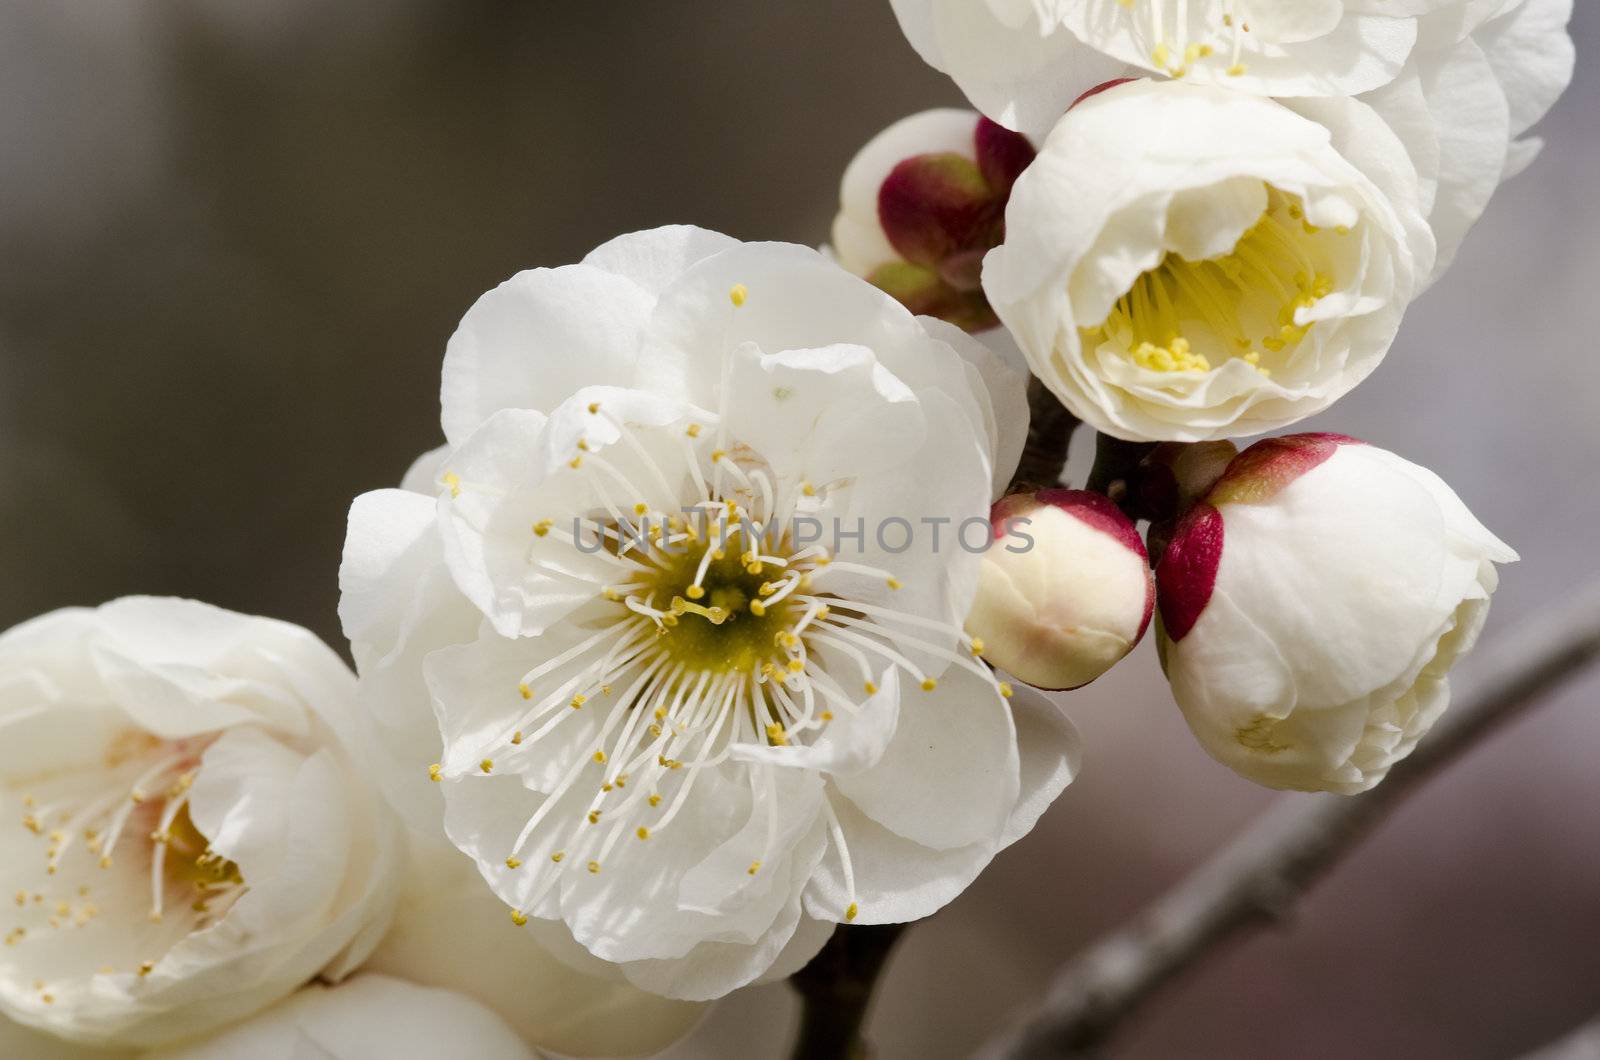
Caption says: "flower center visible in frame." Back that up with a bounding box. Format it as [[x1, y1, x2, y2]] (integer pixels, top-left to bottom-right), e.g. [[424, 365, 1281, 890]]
[[1084, 185, 1344, 378], [631, 535, 803, 676], [7, 730, 246, 989], [1115, 0, 1288, 78]]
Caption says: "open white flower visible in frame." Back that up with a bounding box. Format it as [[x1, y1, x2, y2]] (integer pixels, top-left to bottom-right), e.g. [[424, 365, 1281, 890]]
[[0, 598, 401, 1048], [340, 225, 1081, 1001], [1361, 0, 1574, 279], [1155, 434, 1516, 794], [149, 975, 533, 1060], [888, 0, 1451, 137], [984, 79, 1435, 442]]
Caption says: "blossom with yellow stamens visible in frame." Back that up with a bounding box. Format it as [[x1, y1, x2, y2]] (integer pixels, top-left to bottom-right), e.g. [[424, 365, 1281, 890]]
[[0, 598, 401, 1048], [887, 0, 1455, 138], [984, 79, 1434, 442], [340, 225, 1082, 1002]]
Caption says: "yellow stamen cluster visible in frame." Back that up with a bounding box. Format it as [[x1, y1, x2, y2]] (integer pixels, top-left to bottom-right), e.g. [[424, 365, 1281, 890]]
[[1086, 186, 1346, 380]]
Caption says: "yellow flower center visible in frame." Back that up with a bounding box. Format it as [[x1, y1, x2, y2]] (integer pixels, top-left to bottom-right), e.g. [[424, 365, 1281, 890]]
[[1084, 185, 1346, 379]]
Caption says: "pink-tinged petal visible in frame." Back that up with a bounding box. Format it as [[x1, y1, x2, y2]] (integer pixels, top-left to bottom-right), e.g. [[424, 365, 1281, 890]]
[[1070, 77, 1139, 110], [974, 117, 1035, 197], [878, 153, 1003, 268], [1155, 502, 1223, 643], [1033, 488, 1147, 559], [1207, 433, 1363, 506]]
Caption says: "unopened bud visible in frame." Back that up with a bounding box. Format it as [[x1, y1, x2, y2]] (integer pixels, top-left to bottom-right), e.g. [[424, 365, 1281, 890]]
[[969, 490, 1153, 690], [832, 109, 1035, 332], [1156, 434, 1518, 794]]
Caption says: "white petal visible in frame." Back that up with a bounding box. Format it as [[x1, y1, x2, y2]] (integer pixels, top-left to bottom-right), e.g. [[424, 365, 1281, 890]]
[[440, 265, 651, 446], [833, 665, 1019, 850]]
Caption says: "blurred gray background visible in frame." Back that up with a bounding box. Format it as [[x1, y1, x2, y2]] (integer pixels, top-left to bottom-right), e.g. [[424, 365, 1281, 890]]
[[2, 3, 1594, 1057]]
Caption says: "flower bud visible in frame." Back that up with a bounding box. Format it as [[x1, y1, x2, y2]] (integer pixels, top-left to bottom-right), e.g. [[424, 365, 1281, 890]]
[[832, 108, 1034, 331], [969, 489, 1153, 690], [1155, 434, 1517, 794]]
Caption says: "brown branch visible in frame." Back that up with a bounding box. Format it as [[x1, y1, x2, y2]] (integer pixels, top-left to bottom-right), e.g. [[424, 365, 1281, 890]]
[[1007, 377, 1080, 494], [789, 923, 909, 1059], [982, 582, 1600, 1060]]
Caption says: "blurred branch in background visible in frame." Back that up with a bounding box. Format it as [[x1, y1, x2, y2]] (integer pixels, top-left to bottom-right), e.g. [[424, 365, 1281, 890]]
[[1520, 1013, 1600, 1060], [981, 582, 1600, 1060]]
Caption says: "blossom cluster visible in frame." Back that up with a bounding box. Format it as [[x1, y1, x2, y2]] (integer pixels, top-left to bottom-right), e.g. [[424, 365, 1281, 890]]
[[0, 2, 1573, 1055]]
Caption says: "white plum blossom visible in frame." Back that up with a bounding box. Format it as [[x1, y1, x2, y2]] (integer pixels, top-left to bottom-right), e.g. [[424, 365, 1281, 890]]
[[339, 225, 1081, 1001], [967, 490, 1153, 691], [1360, 0, 1575, 278], [983, 78, 1435, 442], [888, 0, 1451, 137], [1154, 434, 1516, 794], [148, 975, 533, 1060], [0, 598, 401, 1048]]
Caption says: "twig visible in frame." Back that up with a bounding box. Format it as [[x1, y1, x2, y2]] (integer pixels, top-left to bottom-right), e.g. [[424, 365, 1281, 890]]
[[789, 923, 909, 1059], [1007, 377, 1080, 494], [1518, 1012, 1600, 1060], [982, 582, 1600, 1060]]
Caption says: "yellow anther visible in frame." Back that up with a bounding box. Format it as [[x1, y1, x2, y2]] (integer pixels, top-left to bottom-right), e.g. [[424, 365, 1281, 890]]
[[845, 903, 859, 922], [921, 678, 938, 692], [686, 423, 702, 438], [587, 860, 601, 875], [1227, 63, 1248, 76], [686, 584, 705, 600], [587, 810, 602, 824], [568, 456, 583, 470], [443, 471, 462, 498], [602, 586, 623, 601], [587, 401, 601, 414], [801, 481, 816, 497], [510, 909, 528, 926], [648, 794, 662, 807], [138, 961, 155, 977], [864, 681, 878, 695], [748, 600, 767, 617], [571, 694, 587, 710], [886, 577, 902, 590], [633, 502, 649, 516], [748, 861, 762, 876], [551, 851, 565, 863], [998, 681, 1014, 699], [787, 658, 805, 673], [533, 519, 553, 537], [636, 827, 651, 840], [766, 723, 788, 746], [511, 730, 524, 745], [479, 759, 493, 774], [710, 449, 727, 463], [518, 682, 533, 700], [969, 638, 985, 656], [730, 283, 749, 306], [1152, 42, 1171, 68], [821, 711, 835, 721], [592, 750, 607, 764]]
